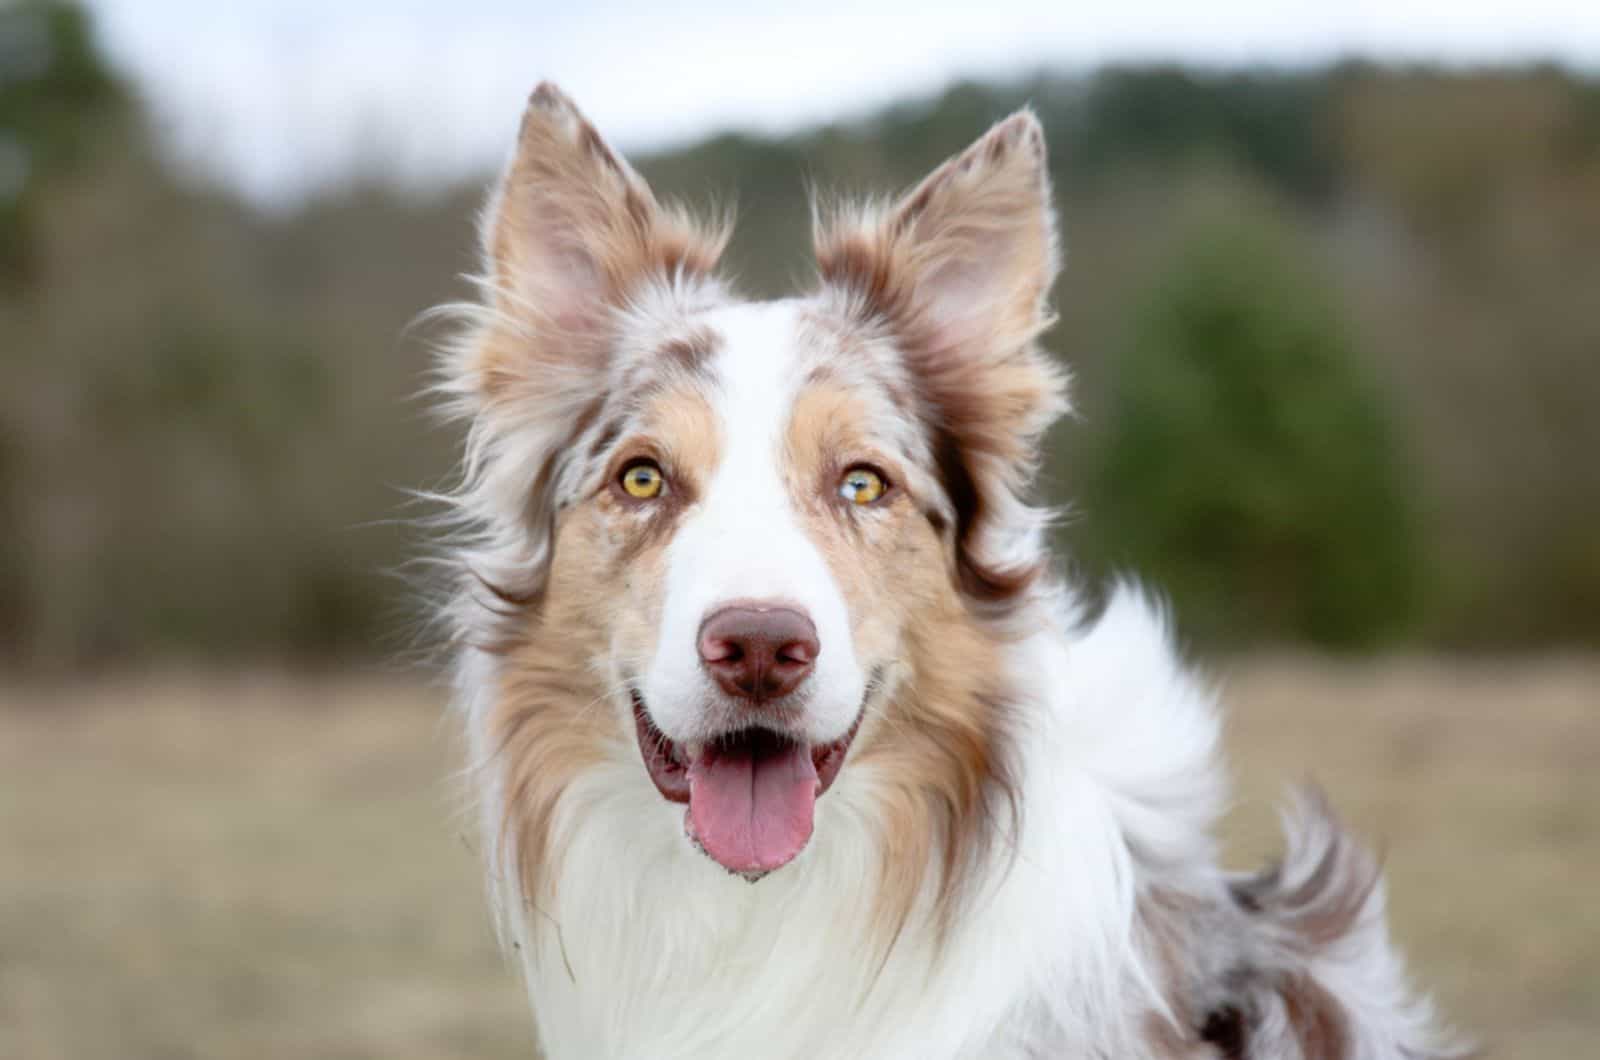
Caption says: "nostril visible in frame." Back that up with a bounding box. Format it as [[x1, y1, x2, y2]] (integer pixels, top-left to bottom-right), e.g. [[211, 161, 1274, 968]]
[[776, 640, 814, 666], [700, 636, 740, 665]]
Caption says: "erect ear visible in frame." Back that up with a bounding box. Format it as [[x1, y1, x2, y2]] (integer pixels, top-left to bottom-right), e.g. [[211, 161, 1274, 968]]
[[822, 110, 1060, 358], [814, 111, 1068, 608], [475, 82, 727, 397], [441, 86, 728, 644]]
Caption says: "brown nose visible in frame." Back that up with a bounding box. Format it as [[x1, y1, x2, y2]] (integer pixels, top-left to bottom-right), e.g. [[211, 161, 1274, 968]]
[[698, 604, 819, 703]]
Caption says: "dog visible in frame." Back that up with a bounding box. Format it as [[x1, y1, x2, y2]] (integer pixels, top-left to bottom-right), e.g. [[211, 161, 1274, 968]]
[[432, 82, 1463, 1059]]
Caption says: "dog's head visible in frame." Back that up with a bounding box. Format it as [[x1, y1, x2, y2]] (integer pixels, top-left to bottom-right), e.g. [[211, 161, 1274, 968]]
[[448, 84, 1065, 887]]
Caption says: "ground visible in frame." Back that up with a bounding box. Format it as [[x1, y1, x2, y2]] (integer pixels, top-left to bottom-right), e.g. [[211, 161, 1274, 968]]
[[2, 657, 1595, 1058]]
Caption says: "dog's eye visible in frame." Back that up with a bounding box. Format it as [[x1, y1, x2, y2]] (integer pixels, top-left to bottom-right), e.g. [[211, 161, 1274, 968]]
[[838, 466, 887, 506], [620, 459, 665, 499]]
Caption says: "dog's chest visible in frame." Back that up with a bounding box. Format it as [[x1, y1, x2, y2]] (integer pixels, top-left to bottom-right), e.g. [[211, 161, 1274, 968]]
[[516, 783, 1072, 1060]]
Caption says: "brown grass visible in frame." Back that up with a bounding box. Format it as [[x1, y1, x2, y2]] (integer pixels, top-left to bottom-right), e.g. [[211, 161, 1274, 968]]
[[2, 657, 1595, 1058]]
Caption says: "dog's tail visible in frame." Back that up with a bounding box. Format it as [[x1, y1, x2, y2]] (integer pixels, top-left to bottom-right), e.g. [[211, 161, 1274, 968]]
[[1154, 788, 1472, 1059]]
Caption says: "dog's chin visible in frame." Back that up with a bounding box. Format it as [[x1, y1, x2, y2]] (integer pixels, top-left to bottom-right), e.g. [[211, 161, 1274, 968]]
[[631, 692, 860, 881]]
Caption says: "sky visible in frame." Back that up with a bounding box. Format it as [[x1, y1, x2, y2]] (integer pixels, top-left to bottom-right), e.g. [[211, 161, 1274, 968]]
[[85, 0, 1600, 207]]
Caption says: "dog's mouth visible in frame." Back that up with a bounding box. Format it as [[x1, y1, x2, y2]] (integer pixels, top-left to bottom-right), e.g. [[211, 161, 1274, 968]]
[[632, 691, 860, 879]]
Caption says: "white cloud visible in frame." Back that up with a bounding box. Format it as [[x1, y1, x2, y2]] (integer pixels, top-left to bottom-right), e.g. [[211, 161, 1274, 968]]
[[84, 0, 1600, 206]]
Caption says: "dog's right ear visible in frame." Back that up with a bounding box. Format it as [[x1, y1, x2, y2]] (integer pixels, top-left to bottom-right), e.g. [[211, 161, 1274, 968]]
[[473, 83, 727, 399], [439, 86, 727, 646]]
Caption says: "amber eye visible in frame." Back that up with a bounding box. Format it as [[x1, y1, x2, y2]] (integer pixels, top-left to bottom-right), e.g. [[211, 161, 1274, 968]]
[[838, 466, 888, 506], [620, 459, 665, 499]]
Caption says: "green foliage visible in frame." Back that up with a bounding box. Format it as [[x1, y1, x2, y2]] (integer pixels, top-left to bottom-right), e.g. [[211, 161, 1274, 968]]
[[0, 0, 124, 285], [1073, 67, 1341, 201], [2, 5, 1597, 662], [0, 42, 469, 663], [1076, 202, 1421, 647]]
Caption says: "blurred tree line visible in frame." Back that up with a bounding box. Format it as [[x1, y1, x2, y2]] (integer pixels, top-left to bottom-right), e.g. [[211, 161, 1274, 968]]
[[2, 1, 1597, 666]]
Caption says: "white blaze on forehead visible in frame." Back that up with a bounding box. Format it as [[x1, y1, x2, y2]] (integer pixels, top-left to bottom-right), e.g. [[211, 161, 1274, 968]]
[[641, 300, 865, 744]]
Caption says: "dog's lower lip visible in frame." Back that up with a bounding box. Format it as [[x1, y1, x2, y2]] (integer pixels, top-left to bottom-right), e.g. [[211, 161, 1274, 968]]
[[630, 689, 860, 805], [632, 691, 691, 802]]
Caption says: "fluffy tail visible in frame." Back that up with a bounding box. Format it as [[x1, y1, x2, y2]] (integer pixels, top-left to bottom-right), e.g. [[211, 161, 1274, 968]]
[[1157, 789, 1471, 1059]]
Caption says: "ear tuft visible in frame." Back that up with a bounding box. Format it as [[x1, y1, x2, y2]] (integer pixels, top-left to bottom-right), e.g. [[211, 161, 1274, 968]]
[[527, 80, 579, 116], [523, 81, 582, 135], [813, 110, 1067, 613]]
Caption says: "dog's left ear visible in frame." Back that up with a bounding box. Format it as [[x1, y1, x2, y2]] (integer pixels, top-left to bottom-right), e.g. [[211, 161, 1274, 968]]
[[815, 111, 1068, 606]]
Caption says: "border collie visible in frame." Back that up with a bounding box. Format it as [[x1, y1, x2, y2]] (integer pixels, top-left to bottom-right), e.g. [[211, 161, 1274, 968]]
[[433, 82, 1462, 1059]]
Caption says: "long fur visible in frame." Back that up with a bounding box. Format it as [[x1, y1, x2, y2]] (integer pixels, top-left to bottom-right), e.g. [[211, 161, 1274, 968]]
[[430, 83, 1464, 1059]]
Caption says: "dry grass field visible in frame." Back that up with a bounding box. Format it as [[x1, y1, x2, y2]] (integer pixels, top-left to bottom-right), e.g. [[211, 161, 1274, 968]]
[[2, 657, 1595, 1058]]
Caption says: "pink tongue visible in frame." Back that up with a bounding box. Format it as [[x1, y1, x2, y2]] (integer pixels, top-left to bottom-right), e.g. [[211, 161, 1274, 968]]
[[687, 737, 818, 876]]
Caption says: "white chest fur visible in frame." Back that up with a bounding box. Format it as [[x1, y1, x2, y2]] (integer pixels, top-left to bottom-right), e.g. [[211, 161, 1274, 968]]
[[468, 593, 1225, 1060]]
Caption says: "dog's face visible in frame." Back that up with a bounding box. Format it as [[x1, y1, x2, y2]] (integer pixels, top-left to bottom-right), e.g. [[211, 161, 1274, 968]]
[[455, 84, 1064, 884], [560, 300, 949, 877]]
